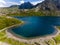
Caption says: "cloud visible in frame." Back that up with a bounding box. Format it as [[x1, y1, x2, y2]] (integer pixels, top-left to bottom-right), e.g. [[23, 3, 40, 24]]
[[0, 0, 20, 7], [20, 0, 24, 4], [0, 0, 7, 7], [0, 0, 44, 7], [0, 0, 6, 4], [8, 2, 19, 5], [31, 0, 44, 5], [19, 0, 44, 5]]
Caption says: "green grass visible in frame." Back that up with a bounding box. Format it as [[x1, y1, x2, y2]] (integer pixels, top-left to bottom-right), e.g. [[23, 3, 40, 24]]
[[0, 16, 60, 45], [0, 30, 30, 45], [48, 40, 55, 45], [53, 35, 60, 44], [0, 16, 21, 30], [0, 37, 30, 45], [7, 10, 58, 17], [0, 16, 31, 45], [44, 39, 55, 45], [0, 31, 6, 39]]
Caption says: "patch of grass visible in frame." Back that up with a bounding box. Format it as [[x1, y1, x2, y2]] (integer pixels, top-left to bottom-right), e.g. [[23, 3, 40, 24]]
[[0, 31, 6, 39], [7, 10, 58, 17], [0, 16, 21, 30], [0, 16, 30, 45], [53, 35, 60, 44], [44, 39, 55, 45], [48, 40, 55, 45], [0, 37, 30, 45], [0, 30, 30, 45]]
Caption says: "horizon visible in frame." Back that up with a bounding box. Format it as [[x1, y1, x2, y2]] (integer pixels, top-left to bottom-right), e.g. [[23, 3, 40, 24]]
[[0, 0, 44, 7]]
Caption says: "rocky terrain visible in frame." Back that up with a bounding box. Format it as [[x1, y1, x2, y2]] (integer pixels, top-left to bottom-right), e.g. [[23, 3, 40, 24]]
[[35, 0, 60, 11], [0, 0, 60, 16]]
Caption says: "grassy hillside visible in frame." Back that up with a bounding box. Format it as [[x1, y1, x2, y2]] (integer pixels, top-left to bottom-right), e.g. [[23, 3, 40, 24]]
[[0, 7, 60, 16], [0, 16, 21, 30], [0, 16, 30, 45]]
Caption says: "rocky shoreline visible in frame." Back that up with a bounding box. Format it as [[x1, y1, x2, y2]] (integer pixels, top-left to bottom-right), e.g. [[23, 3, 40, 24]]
[[6, 25, 60, 44]]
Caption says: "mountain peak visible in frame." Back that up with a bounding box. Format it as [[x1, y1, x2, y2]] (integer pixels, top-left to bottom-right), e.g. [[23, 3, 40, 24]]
[[9, 0, 60, 11], [19, 2, 34, 9]]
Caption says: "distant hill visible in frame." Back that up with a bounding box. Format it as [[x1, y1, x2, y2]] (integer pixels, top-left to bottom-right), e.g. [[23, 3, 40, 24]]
[[9, 2, 34, 9], [9, 5, 19, 8]]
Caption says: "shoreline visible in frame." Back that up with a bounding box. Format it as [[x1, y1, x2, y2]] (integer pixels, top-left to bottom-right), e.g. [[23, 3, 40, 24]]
[[6, 26, 58, 40], [0, 15, 24, 32], [0, 21, 24, 32], [6, 25, 60, 44]]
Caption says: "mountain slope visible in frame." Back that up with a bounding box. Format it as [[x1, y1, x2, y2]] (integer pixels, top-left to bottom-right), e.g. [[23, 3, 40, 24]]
[[19, 2, 34, 9], [9, 5, 19, 8], [35, 0, 60, 11]]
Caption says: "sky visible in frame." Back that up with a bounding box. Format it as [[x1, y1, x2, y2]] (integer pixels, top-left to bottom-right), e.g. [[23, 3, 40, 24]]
[[0, 0, 44, 7]]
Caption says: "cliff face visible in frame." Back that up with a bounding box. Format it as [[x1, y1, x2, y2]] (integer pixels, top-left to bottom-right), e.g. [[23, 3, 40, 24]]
[[36, 0, 60, 11], [54, 0, 60, 9]]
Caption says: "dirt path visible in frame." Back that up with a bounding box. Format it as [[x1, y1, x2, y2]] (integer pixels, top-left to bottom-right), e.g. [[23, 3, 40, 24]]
[[0, 42, 11, 45]]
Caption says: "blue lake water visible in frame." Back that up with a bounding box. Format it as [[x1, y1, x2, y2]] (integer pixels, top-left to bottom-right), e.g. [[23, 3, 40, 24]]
[[11, 16, 60, 38]]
